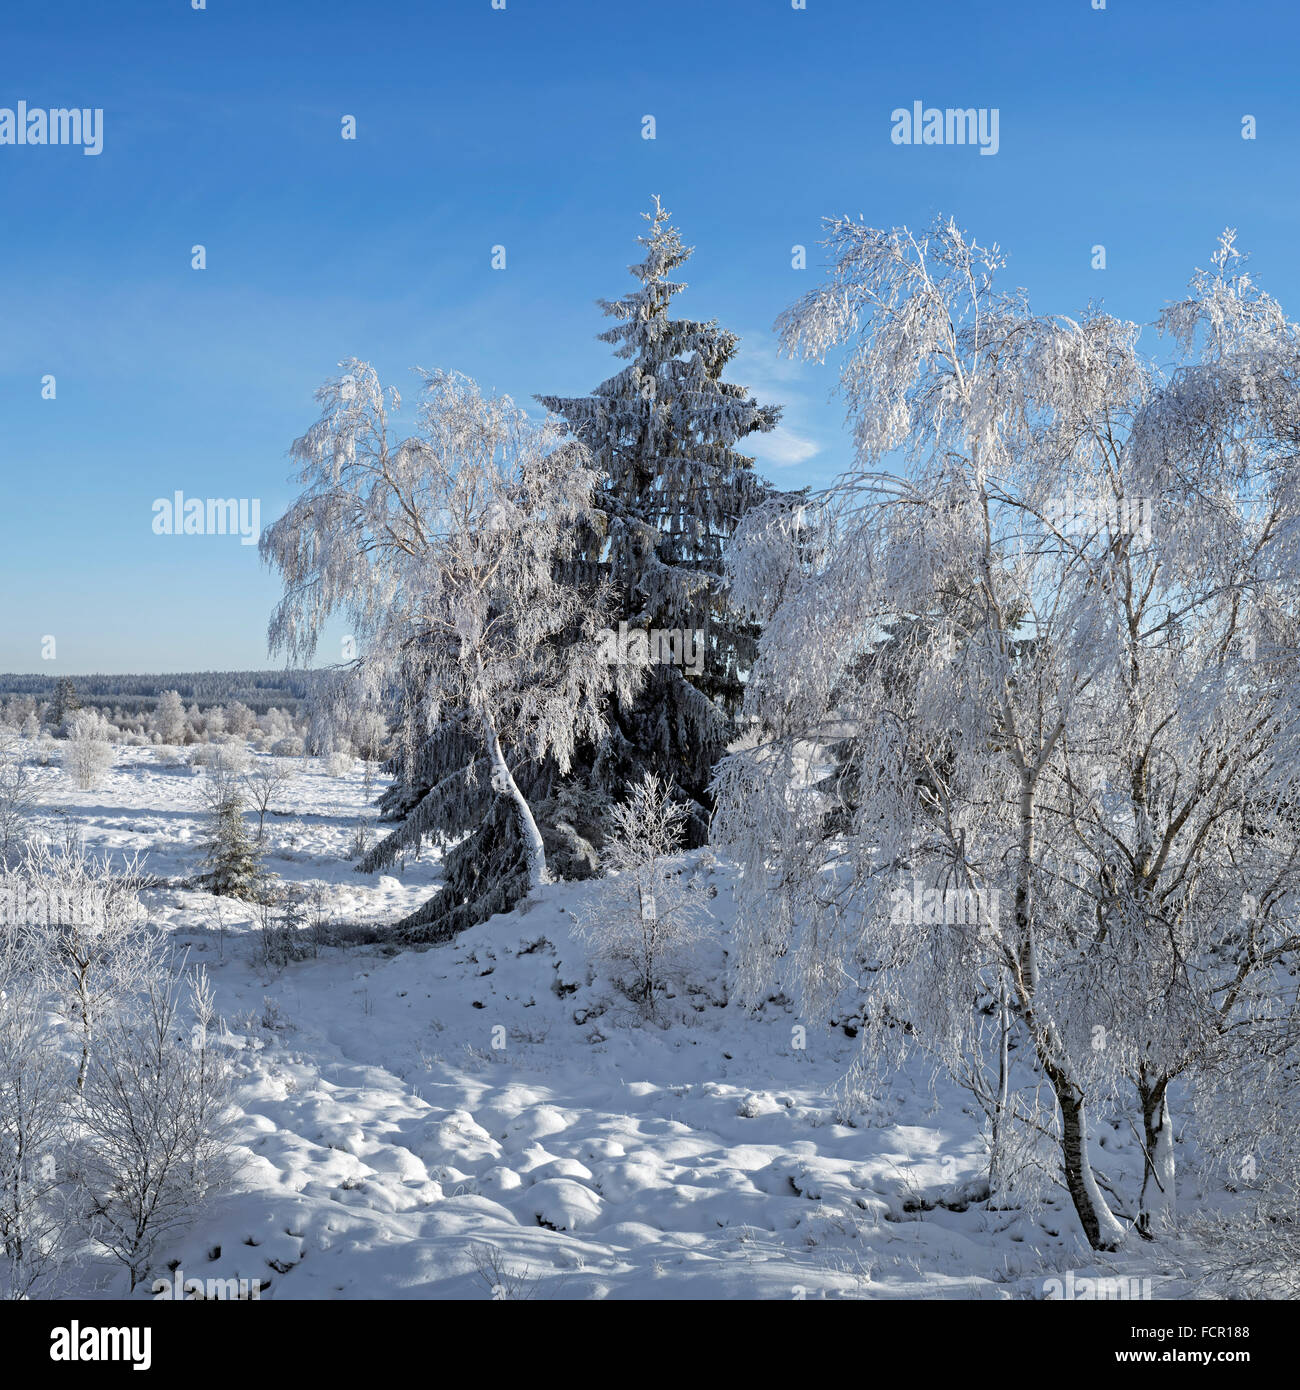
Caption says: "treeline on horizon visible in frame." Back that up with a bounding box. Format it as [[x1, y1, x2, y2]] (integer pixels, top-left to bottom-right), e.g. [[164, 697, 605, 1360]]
[[0, 671, 319, 715]]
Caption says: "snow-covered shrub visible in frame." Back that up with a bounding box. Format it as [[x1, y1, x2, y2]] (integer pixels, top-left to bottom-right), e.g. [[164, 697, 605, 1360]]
[[260, 708, 293, 741], [223, 701, 256, 738], [270, 736, 305, 760], [0, 735, 41, 865], [75, 968, 237, 1292], [348, 819, 373, 861], [350, 709, 388, 763], [197, 742, 250, 777], [0, 950, 74, 1299], [251, 887, 311, 974], [150, 690, 186, 745], [64, 712, 114, 791], [324, 750, 353, 778], [241, 759, 289, 843], [573, 774, 711, 1013]]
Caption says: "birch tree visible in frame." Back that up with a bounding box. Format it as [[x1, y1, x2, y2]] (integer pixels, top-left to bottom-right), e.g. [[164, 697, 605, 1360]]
[[263, 364, 635, 902], [715, 218, 1300, 1251]]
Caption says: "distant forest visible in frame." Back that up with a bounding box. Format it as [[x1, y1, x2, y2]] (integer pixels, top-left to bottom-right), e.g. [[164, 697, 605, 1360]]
[[0, 671, 319, 717]]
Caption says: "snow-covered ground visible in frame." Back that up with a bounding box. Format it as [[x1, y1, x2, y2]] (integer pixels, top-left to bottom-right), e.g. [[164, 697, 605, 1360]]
[[24, 744, 1203, 1299]]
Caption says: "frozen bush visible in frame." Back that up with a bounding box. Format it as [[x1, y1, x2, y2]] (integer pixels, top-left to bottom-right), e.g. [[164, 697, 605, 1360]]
[[252, 887, 311, 974], [75, 968, 237, 1292], [223, 702, 256, 738], [271, 736, 305, 759], [241, 759, 289, 842], [64, 712, 114, 791], [573, 774, 711, 1013], [193, 742, 250, 777], [150, 691, 186, 744], [0, 736, 41, 866]]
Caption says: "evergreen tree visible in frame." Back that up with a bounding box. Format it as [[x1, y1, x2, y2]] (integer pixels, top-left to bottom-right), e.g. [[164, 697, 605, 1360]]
[[49, 678, 81, 728], [536, 196, 783, 835], [197, 794, 267, 899], [367, 201, 784, 938]]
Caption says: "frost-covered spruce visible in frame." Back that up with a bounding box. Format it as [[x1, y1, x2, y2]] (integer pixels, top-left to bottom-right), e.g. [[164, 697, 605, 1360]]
[[364, 206, 785, 937], [536, 197, 784, 837], [197, 792, 267, 900]]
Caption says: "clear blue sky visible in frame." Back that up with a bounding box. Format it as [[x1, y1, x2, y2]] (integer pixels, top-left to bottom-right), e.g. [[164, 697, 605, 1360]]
[[2, 0, 1297, 674]]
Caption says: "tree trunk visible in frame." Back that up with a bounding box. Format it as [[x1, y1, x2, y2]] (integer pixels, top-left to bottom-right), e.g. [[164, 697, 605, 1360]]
[[482, 719, 548, 894], [1045, 1058, 1127, 1250], [77, 984, 91, 1092], [989, 977, 1011, 1198], [1011, 772, 1123, 1249], [1136, 1073, 1174, 1237]]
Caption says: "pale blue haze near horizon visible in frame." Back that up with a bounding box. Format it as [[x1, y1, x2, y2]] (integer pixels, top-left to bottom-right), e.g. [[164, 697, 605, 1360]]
[[1, 0, 1297, 672]]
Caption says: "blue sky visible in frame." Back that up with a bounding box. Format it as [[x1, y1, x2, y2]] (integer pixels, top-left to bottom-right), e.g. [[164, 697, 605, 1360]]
[[2, 0, 1298, 673]]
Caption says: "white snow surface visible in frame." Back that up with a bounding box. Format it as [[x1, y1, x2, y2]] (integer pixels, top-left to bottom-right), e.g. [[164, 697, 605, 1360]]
[[27, 744, 1195, 1299]]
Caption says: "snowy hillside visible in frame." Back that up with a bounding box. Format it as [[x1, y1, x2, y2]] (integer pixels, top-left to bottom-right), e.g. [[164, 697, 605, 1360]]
[[10, 742, 1200, 1301]]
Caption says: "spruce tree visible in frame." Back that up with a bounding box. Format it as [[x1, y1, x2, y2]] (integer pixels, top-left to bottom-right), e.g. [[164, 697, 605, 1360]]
[[197, 794, 267, 899], [367, 200, 783, 938], [49, 677, 81, 728], [537, 196, 783, 835]]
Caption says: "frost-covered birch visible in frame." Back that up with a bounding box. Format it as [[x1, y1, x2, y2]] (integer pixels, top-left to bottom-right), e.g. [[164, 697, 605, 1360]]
[[262, 364, 637, 898], [5, 839, 163, 1091], [715, 218, 1300, 1251]]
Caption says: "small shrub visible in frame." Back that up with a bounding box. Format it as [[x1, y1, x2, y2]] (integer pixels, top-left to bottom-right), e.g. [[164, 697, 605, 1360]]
[[573, 774, 711, 1014], [64, 712, 114, 791], [75, 968, 238, 1292]]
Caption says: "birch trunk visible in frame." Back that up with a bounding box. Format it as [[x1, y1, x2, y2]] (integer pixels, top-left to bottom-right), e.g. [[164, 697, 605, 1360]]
[[1015, 773, 1125, 1250], [1136, 1074, 1175, 1237], [482, 717, 548, 894], [1045, 1058, 1128, 1250]]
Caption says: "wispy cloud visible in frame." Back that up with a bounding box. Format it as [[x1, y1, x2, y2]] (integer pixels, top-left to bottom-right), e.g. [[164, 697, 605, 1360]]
[[751, 424, 820, 468]]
